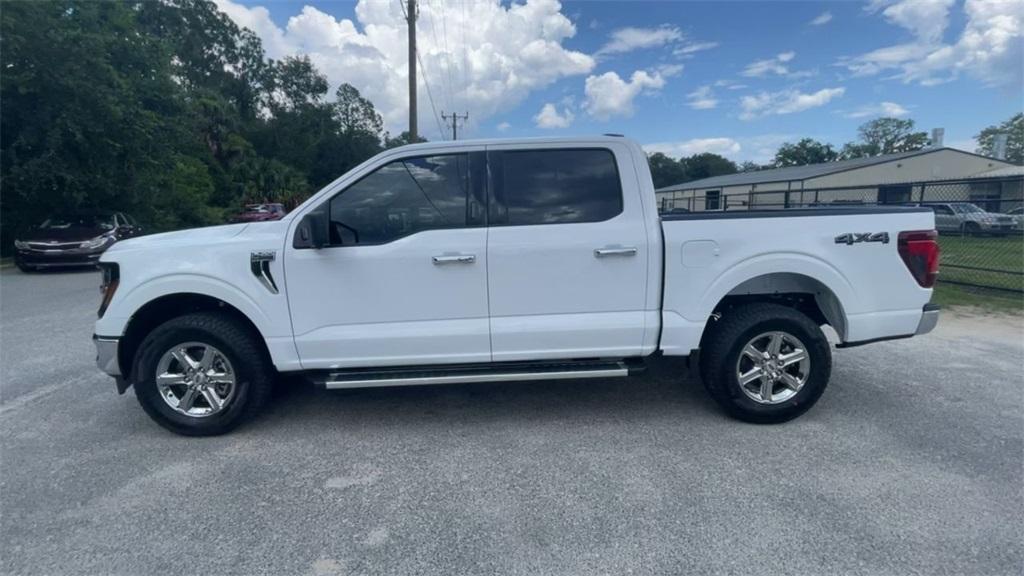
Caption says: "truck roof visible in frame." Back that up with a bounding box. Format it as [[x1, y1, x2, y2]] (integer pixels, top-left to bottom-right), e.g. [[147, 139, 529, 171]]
[[389, 135, 636, 154]]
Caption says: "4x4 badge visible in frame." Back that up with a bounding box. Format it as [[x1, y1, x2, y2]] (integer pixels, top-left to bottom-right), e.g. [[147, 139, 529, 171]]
[[835, 232, 889, 245]]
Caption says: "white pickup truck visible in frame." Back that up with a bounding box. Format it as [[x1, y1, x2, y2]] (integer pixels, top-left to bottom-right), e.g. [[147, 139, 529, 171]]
[[93, 136, 940, 436]]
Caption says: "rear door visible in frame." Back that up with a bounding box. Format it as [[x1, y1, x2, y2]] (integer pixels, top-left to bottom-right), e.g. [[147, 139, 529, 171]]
[[484, 144, 649, 361], [932, 204, 956, 232]]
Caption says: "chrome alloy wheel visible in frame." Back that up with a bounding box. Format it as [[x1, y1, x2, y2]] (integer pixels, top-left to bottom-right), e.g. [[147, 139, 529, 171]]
[[155, 342, 236, 417], [735, 331, 810, 405]]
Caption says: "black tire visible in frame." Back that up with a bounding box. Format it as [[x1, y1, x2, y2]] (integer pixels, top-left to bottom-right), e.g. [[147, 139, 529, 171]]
[[699, 303, 831, 424], [132, 312, 274, 436], [961, 222, 981, 237]]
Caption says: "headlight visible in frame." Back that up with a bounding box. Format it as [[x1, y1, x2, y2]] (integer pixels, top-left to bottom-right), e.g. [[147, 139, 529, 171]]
[[80, 234, 114, 249], [13, 239, 28, 250], [98, 263, 120, 318]]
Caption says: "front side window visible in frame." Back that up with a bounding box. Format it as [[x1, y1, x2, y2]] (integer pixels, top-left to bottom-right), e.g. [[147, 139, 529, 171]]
[[499, 149, 623, 225], [329, 154, 470, 245]]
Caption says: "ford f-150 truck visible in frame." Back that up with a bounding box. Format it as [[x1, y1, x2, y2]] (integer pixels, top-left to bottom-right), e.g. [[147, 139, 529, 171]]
[[93, 136, 941, 436]]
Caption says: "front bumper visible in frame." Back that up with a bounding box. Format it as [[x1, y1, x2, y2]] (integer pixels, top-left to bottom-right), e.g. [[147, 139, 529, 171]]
[[94, 335, 121, 376], [978, 221, 1018, 234], [16, 246, 106, 267], [915, 303, 940, 335]]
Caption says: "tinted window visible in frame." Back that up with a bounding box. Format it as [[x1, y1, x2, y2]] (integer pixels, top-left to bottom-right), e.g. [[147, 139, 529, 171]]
[[39, 214, 115, 230], [501, 149, 622, 225], [329, 154, 470, 245]]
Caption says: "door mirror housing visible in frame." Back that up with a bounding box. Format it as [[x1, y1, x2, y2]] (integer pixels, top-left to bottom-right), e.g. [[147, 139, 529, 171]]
[[294, 209, 328, 249]]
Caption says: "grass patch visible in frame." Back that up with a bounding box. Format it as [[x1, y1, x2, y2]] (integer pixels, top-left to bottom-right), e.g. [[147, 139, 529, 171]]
[[937, 235, 1023, 292], [932, 282, 1023, 314]]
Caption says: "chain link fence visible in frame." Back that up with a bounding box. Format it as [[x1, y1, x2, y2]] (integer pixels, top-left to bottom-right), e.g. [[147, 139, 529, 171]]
[[657, 176, 1024, 293]]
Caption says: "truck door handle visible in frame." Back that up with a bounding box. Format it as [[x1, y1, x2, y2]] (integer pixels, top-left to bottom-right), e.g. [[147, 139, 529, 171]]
[[432, 254, 476, 265], [594, 247, 638, 258]]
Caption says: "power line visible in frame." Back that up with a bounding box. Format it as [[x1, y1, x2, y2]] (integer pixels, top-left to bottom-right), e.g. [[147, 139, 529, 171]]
[[437, 0, 458, 112], [417, 48, 447, 140], [423, 0, 454, 115], [441, 111, 468, 140], [460, 0, 470, 101]]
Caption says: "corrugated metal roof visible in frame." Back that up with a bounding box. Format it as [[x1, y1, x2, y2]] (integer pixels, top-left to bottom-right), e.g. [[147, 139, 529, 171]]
[[974, 165, 1024, 178], [655, 148, 992, 192]]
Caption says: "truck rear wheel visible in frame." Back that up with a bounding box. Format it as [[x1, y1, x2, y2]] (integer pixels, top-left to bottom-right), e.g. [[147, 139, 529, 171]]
[[699, 303, 831, 423], [132, 312, 274, 436]]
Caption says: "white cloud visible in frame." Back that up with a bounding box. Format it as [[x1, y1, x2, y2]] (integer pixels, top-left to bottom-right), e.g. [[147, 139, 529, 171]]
[[870, 0, 955, 43], [715, 79, 748, 90], [656, 63, 685, 78], [534, 103, 574, 128], [644, 133, 798, 163], [496, 121, 511, 131], [740, 87, 845, 120], [583, 69, 667, 121], [672, 41, 720, 57], [843, 101, 910, 118], [742, 51, 797, 77], [841, 0, 1022, 88], [810, 11, 833, 26], [597, 25, 683, 55], [212, 0, 595, 137], [687, 85, 718, 110], [644, 138, 741, 158]]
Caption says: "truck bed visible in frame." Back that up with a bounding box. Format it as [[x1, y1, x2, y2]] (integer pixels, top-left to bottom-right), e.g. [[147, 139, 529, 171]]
[[658, 205, 935, 355]]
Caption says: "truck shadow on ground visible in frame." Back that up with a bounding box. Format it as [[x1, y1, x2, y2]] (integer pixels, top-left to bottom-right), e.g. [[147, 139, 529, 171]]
[[255, 357, 727, 433]]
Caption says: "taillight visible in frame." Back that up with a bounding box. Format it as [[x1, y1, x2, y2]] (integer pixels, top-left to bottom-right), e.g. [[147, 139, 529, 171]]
[[898, 230, 939, 288], [98, 263, 120, 318]]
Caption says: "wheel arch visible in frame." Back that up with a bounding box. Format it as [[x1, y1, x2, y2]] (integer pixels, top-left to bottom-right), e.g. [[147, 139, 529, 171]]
[[707, 272, 849, 342], [118, 292, 272, 382]]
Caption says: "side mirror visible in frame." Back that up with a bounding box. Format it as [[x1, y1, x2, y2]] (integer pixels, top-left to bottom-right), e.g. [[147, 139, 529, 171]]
[[293, 210, 328, 249]]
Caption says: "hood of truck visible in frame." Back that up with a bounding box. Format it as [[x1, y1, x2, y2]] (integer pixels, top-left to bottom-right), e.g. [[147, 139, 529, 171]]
[[103, 223, 250, 255]]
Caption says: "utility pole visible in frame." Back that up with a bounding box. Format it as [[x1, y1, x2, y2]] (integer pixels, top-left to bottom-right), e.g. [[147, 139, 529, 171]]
[[441, 111, 468, 140], [407, 0, 417, 141]]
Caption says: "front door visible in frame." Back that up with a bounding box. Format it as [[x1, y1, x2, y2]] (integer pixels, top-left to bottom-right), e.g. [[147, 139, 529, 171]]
[[285, 151, 490, 369], [485, 145, 649, 362]]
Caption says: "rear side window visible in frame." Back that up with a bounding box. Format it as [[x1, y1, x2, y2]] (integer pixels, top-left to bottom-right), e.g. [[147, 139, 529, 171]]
[[328, 154, 470, 245], [499, 149, 623, 225]]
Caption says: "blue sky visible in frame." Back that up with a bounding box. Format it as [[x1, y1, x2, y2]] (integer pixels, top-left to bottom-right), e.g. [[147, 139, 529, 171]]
[[222, 0, 1022, 163]]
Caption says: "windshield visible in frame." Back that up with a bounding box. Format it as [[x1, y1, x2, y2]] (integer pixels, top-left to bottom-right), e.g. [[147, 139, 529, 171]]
[[39, 215, 115, 230], [952, 203, 984, 214]]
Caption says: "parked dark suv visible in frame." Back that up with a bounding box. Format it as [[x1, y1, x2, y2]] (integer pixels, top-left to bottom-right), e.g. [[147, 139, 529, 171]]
[[13, 212, 142, 272]]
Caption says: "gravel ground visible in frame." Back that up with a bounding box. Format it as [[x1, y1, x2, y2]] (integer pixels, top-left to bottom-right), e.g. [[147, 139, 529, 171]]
[[1, 269, 1021, 576]]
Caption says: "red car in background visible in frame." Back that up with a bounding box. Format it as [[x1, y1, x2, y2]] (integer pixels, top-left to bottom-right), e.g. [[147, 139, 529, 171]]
[[229, 203, 287, 223]]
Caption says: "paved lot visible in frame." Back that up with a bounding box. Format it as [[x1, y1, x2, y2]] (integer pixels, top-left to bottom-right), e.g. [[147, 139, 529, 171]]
[[1, 269, 1021, 576]]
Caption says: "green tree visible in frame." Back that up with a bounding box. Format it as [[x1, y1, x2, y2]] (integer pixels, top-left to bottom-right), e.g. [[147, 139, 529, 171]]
[[0, 0, 192, 247], [840, 118, 929, 158], [268, 56, 330, 113], [773, 138, 838, 167], [385, 131, 428, 149], [680, 153, 738, 181], [334, 83, 383, 136], [975, 113, 1023, 164], [647, 152, 687, 189]]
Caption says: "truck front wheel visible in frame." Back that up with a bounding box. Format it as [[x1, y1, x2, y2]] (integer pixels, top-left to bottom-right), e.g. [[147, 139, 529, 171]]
[[131, 312, 274, 436], [699, 303, 831, 423]]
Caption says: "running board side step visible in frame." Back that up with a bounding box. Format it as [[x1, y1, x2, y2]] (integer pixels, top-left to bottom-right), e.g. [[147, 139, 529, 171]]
[[310, 359, 641, 390]]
